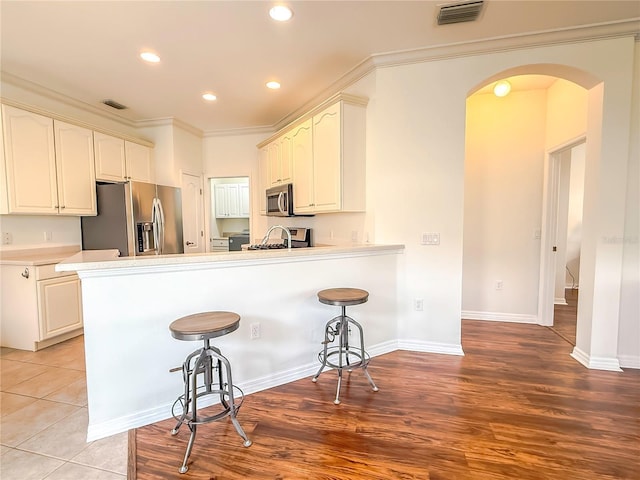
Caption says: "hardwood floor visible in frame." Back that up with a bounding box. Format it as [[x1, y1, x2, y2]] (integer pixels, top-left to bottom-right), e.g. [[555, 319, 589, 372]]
[[550, 288, 578, 345], [131, 320, 640, 479]]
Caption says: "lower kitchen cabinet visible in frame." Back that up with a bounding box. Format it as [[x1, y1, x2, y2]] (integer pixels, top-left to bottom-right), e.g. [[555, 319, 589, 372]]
[[0, 263, 83, 351]]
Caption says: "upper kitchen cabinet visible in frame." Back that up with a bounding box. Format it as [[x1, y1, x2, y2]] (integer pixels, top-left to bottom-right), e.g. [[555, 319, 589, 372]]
[[53, 120, 97, 215], [94, 132, 154, 183], [291, 119, 314, 213], [267, 132, 293, 187], [0, 105, 96, 215], [214, 183, 249, 218], [258, 146, 268, 214], [296, 96, 367, 214]]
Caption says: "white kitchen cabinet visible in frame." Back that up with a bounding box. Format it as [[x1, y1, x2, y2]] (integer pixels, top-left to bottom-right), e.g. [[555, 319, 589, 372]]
[[258, 146, 268, 214], [0, 105, 96, 215], [267, 133, 293, 187], [215, 183, 249, 218], [303, 98, 366, 213], [291, 119, 314, 213], [125, 141, 154, 183], [94, 132, 154, 183], [0, 263, 83, 351], [53, 120, 97, 215]]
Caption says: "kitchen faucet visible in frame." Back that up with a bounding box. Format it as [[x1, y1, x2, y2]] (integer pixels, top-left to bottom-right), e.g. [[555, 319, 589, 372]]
[[261, 225, 292, 250]]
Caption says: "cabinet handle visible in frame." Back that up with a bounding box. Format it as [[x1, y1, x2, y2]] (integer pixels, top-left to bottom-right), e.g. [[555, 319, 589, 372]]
[[21, 268, 29, 279], [186, 241, 194, 246], [61, 206, 66, 209]]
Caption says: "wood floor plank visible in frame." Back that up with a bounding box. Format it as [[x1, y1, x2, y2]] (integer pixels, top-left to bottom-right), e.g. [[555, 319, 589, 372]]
[[131, 320, 640, 479]]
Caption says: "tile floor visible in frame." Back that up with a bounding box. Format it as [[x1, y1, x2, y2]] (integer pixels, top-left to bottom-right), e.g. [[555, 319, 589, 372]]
[[1, 335, 127, 479]]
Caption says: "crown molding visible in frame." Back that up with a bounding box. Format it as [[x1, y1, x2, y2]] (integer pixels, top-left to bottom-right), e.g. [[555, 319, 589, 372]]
[[2, 19, 638, 139], [135, 117, 204, 138], [0, 95, 154, 147], [269, 18, 639, 135]]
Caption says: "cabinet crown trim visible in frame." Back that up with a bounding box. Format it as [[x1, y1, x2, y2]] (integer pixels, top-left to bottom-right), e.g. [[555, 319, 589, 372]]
[[257, 93, 368, 148]]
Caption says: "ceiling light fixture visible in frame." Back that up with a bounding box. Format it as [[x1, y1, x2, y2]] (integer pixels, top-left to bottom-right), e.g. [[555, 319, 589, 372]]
[[493, 80, 511, 97], [202, 93, 217, 101], [266, 81, 281, 90], [269, 5, 293, 21], [140, 51, 160, 63]]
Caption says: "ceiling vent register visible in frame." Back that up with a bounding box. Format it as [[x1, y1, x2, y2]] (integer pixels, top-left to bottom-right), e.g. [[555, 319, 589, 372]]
[[102, 99, 128, 110], [437, 1, 484, 25]]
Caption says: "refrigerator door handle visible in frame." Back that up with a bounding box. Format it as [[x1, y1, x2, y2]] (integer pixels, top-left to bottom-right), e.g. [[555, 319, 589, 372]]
[[152, 197, 166, 255]]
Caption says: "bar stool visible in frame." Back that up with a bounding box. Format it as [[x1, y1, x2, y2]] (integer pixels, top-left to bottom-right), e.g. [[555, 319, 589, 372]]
[[312, 288, 379, 404], [169, 311, 252, 474]]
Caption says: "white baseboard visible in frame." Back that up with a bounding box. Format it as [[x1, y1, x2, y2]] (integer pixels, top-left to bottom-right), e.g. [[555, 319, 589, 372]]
[[397, 339, 464, 356], [570, 346, 623, 372], [554, 297, 568, 306], [462, 310, 538, 324], [618, 354, 640, 370]]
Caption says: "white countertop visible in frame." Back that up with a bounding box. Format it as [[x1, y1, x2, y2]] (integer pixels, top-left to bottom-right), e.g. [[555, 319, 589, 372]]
[[56, 244, 405, 274], [0, 245, 82, 266]]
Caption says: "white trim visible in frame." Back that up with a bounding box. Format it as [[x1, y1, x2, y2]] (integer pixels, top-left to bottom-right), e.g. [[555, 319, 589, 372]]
[[462, 311, 538, 324], [397, 339, 464, 356], [554, 298, 569, 306], [570, 346, 623, 372], [618, 355, 640, 370]]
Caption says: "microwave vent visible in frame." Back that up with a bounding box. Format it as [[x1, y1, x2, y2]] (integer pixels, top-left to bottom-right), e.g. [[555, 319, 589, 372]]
[[437, 1, 484, 25]]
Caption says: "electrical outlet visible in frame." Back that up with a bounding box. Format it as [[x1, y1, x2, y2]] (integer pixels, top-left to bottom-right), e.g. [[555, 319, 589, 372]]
[[415, 298, 424, 311], [351, 231, 358, 243], [495, 280, 504, 290], [44, 231, 52, 242], [250, 322, 261, 339], [2, 232, 12, 245]]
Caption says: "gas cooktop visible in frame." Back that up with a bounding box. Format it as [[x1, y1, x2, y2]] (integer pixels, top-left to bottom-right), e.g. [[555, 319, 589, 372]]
[[247, 243, 287, 250]]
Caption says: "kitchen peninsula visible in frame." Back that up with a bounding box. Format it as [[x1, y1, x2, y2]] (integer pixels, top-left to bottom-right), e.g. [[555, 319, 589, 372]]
[[57, 243, 404, 441]]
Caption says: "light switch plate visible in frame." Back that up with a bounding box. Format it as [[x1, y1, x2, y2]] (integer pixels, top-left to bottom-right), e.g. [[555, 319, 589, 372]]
[[421, 232, 440, 245]]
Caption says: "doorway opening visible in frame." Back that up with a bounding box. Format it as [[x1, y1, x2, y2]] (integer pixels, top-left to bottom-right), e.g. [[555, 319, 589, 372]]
[[547, 141, 585, 345], [209, 177, 250, 252]]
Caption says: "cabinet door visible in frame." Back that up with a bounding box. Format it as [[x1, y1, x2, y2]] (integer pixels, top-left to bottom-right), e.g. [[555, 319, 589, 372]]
[[226, 184, 240, 217], [214, 184, 228, 217], [267, 140, 281, 186], [291, 119, 314, 213], [280, 133, 293, 184], [54, 120, 97, 215], [125, 141, 154, 183], [37, 276, 83, 340], [258, 147, 268, 214], [2, 105, 58, 214], [239, 184, 250, 217], [312, 102, 342, 212], [94, 132, 126, 182]]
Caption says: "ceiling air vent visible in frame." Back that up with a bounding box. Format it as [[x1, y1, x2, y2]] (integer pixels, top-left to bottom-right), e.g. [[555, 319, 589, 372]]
[[102, 99, 128, 110], [437, 1, 484, 25]]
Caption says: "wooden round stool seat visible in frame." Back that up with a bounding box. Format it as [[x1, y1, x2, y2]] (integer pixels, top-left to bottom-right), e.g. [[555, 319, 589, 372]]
[[169, 311, 240, 342], [317, 288, 369, 306]]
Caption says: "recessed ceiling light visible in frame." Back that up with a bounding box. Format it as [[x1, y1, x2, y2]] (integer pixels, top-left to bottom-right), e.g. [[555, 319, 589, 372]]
[[266, 81, 281, 90], [269, 5, 293, 21], [202, 93, 217, 101], [140, 51, 160, 63], [493, 80, 511, 97]]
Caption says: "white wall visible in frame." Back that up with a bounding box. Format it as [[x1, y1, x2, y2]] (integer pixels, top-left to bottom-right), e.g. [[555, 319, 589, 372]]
[[463, 89, 547, 320], [618, 43, 640, 369], [566, 143, 586, 288]]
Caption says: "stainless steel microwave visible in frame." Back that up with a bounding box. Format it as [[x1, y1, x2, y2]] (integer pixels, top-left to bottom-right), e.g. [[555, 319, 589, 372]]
[[266, 183, 294, 217]]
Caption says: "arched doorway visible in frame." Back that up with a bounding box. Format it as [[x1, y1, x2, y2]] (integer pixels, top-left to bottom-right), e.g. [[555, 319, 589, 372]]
[[462, 63, 626, 371]]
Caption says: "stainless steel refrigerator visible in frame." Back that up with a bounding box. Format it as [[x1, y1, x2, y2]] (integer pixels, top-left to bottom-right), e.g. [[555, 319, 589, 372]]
[[81, 182, 184, 256]]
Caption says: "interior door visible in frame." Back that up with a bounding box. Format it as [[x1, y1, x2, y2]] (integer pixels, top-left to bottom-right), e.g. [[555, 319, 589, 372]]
[[181, 172, 205, 253]]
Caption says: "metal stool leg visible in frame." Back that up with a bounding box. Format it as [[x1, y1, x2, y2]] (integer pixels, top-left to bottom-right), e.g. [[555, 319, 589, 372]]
[[312, 317, 336, 382], [215, 350, 252, 447], [178, 350, 206, 474]]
